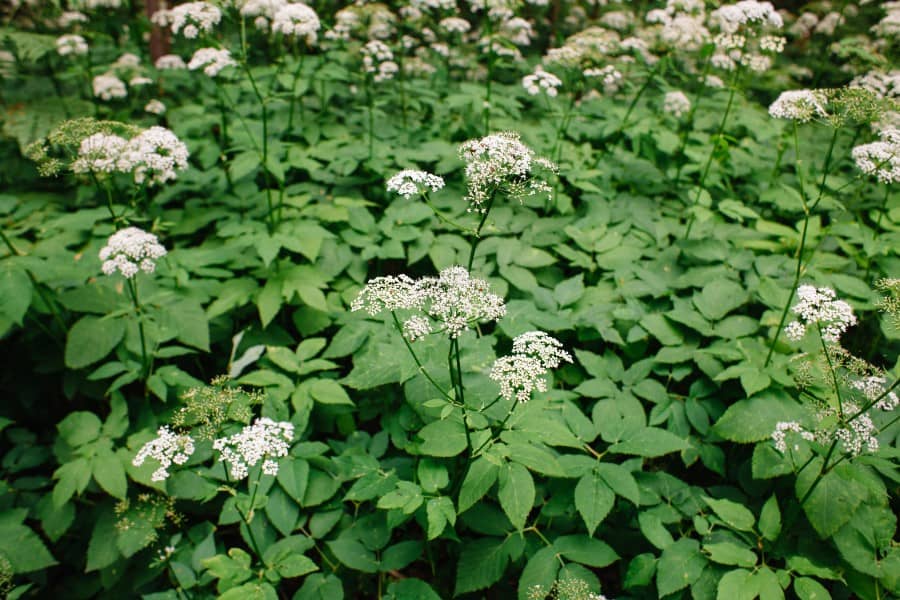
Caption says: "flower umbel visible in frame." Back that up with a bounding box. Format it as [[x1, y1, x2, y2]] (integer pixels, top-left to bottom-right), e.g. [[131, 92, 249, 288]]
[[490, 331, 572, 402], [213, 418, 295, 479], [132, 426, 196, 482], [386, 169, 445, 199], [784, 285, 856, 343], [99, 227, 167, 278]]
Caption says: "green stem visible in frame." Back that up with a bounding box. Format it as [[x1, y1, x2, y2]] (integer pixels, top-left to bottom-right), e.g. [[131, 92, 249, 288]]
[[287, 48, 306, 133], [683, 65, 743, 239], [366, 77, 374, 162], [466, 190, 498, 272], [621, 56, 664, 131], [422, 193, 476, 234], [673, 54, 713, 186], [483, 18, 495, 134], [470, 401, 518, 457], [817, 325, 844, 420], [127, 277, 149, 380], [863, 186, 891, 281], [390, 312, 454, 402]]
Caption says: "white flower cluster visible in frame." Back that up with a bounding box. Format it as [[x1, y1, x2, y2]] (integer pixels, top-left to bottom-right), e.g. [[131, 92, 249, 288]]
[[188, 47, 236, 77], [490, 331, 572, 403], [132, 426, 195, 482], [155, 54, 187, 70], [852, 128, 900, 184], [145, 99, 166, 115], [386, 169, 445, 199], [352, 266, 507, 340], [58, 11, 89, 27], [272, 3, 320, 44], [458, 132, 556, 212], [584, 65, 623, 94], [522, 66, 562, 98], [768, 89, 828, 122], [99, 226, 168, 278], [73, 133, 127, 174], [850, 70, 900, 101], [93, 74, 127, 100], [362, 40, 398, 82], [72, 127, 189, 186], [213, 418, 295, 479], [56, 34, 88, 57], [440, 17, 470, 34], [785, 285, 857, 343], [873, 3, 900, 39], [155, 2, 221, 39], [240, 0, 287, 30], [771, 421, 814, 453], [834, 403, 879, 455], [850, 376, 899, 412], [663, 90, 691, 118], [710, 1, 783, 34]]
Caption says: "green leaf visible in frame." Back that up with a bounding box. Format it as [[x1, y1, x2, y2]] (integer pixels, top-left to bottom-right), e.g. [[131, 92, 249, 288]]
[[0, 264, 31, 325], [257, 277, 283, 328], [704, 542, 757, 567], [717, 569, 754, 600], [218, 583, 278, 600], [57, 411, 102, 447], [608, 427, 687, 457], [426, 496, 455, 540], [417, 459, 449, 493], [65, 315, 126, 369], [714, 390, 807, 443], [596, 462, 640, 505], [624, 553, 657, 589], [638, 512, 674, 550], [703, 496, 756, 532], [498, 462, 534, 530], [794, 577, 832, 600], [380, 541, 422, 571], [454, 537, 512, 595], [294, 573, 344, 600], [418, 418, 468, 457], [554, 535, 619, 567], [274, 554, 318, 578], [92, 452, 127, 499], [755, 566, 784, 600], [309, 378, 354, 406], [795, 462, 865, 538], [458, 457, 499, 513], [693, 279, 747, 321], [86, 510, 119, 572], [574, 469, 615, 536], [386, 578, 442, 600], [758, 495, 781, 541], [326, 537, 379, 573], [656, 538, 707, 597], [266, 485, 299, 536], [0, 511, 57, 574], [277, 460, 309, 503], [507, 442, 565, 477], [517, 546, 559, 600], [554, 274, 584, 307]]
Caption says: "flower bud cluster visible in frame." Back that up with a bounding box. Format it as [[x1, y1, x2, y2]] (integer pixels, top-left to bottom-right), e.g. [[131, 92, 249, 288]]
[[663, 90, 691, 118], [386, 169, 445, 199], [99, 226, 168, 278], [93, 74, 127, 100], [352, 267, 506, 340], [458, 132, 556, 212], [490, 331, 572, 403], [213, 418, 295, 479], [771, 421, 815, 453], [522, 66, 562, 98], [850, 376, 899, 412], [785, 285, 857, 343], [362, 40, 398, 82], [132, 426, 196, 482]]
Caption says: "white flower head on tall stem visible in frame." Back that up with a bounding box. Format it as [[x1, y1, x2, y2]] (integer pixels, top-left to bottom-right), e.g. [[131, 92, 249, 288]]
[[72, 133, 128, 175], [362, 40, 397, 82], [145, 99, 166, 115], [784, 285, 857, 343], [272, 3, 320, 44], [117, 126, 189, 186], [56, 34, 88, 56], [850, 376, 899, 412], [386, 170, 445, 199], [93, 74, 127, 100], [188, 47, 236, 77], [133, 426, 195, 482], [852, 127, 900, 184], [213, 418, 294, 480], [458, 131, 557, 213], [511, 331, 573, 369], [490, 331, 570, 403], [771, 421, 814, 453], [167, 2, 221, 39], [522, 66, 562, 98], [155, 54, 187, 70], [768, 89, 828, 122], [710, 1, 783, 35], [240, 0, 287, 30], [99, 226, 168, 278], [664, 90, 691, 118]]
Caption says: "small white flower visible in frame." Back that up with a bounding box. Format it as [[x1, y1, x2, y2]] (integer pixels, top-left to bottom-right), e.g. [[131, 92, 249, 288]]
[[145, 99, 166, 115], [213, 418, 294, 480], [440, 17, 471, 34], [403, 316, 431, 341], [133, 426, 195, 481], [165, 2, 221, 38], [771, 421, 813, 453], [786, 285, 857, 343], [56, 34, 88, 57], [117, 126, 189, 186], [511, 331, 573, 369], [271, 3, 320, 43], [850, 376, 899, 412], [522, 66, 562, 98], [129, 76, 153, 87], [58, 11, 89, 27], [663, 90, 691, 118], [99, 226, 168, 278], [72, 133, 128, 175], [386, 170, 445, 199], [187, 47, 236, 77], [93, 74, 127, 100], [155, 54, 187, 70], [490, 354, 549, 403], [768, 89, 827, 122], [852, 128, 900, 184]]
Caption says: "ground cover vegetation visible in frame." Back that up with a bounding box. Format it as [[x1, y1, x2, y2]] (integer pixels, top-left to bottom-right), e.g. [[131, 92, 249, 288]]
[[0, 0, 898, 598]]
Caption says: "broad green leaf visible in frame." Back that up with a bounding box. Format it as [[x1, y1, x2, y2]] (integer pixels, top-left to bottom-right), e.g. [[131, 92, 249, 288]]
[[703, 496, 756, 532], [0, 264, 31, 325], [507, 442, 565, 477], [326, 538, 379, 573], [693, 279, 747, 321], [57, 411, 102, 447], [498, 462, 534, 530], [385, 579, 442, 600], [257, 278, 283, 328], [517, 546, 559, 600], [717, 568, 754, 600], [265, 485, 299, 536], [426, 496, 455, 540], [656, 538, 706, 597], [218, 583, 278, 600], [638, 511, 674, 550], [704, 542, 757, 567], [380, 541, 422, 571], [554, 535, 618, 567], [714, 390, 807, 443], [795, 462, 865, 538], [624, 554, 657, 589], [86, 511, 119, 572], [608, 427, 687, 457], [758, 495, 781, 541], [454, 537, 512, 595], [596, 462, 640, 505], [92, 452, 127, 499], [65, 315, 126, 369], [458, 457, 499, 513], [309, 378, 354, 406], [574, 469, 615, 536], [0, 511, 57, 574], [794, 577, 832, 600], [418, 418, 467, 457]]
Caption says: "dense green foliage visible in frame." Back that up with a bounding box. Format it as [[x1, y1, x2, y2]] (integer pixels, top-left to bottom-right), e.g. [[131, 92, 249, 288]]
[[0, 1, 898, 599]]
